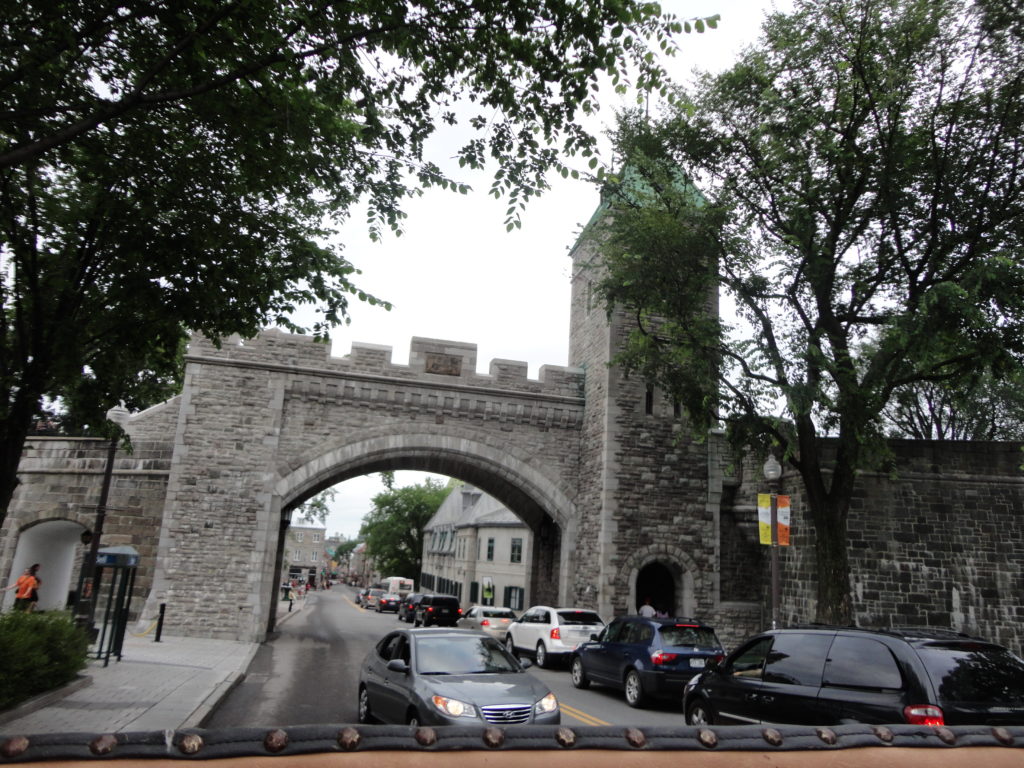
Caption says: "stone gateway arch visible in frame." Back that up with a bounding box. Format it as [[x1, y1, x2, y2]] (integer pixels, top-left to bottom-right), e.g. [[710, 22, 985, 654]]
[[4, 229, 1024, 651], [143, 332, 588, 640]]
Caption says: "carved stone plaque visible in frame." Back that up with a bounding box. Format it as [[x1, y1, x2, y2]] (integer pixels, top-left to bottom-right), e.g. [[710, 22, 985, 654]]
[[424, 352, 462, 376]]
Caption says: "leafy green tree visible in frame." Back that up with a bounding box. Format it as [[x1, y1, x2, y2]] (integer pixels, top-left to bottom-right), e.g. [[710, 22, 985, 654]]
[[359, 477, 451, 579], [0, 1, 720, 527], [594, 0, 1024, 624], [294, 488, 337, 526], [883, 372, 1024, 441]]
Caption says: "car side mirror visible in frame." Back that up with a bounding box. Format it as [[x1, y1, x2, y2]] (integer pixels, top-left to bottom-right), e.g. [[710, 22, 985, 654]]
[[386, 659, 409, 674], [590, 633, 599, 641], [518, 657, 533, 670]]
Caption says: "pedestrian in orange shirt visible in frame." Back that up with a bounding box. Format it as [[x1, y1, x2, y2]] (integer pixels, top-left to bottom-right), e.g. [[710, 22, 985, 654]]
[[2, 563, 41, 611]]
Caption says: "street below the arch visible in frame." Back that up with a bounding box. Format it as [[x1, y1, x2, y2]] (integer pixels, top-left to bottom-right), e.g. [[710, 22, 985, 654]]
[[204, 586, 686, 729]]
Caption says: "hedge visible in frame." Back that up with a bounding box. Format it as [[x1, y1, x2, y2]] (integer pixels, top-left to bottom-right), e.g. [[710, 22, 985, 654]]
[[0, 611, 88, 710]]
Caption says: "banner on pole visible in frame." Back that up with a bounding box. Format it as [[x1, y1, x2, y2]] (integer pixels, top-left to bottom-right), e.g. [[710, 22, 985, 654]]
[[757, 494, 792, 546]]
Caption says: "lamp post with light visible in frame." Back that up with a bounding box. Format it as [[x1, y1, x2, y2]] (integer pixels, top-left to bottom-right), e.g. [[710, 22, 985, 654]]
[[73, 404, 131, 635], [763, 454, 783, 629]]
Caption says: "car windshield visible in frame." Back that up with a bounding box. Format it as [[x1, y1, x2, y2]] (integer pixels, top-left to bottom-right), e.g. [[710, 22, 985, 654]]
[[557, 610, 603, 625], [919, 642, 1024, 703], [382, 593, 399, 599], [659, 625, 720, 648], [415, 636, 521, 675]]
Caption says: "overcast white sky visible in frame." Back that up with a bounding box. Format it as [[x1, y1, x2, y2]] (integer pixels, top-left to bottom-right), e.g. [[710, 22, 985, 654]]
[[300, 0, 793, 539]]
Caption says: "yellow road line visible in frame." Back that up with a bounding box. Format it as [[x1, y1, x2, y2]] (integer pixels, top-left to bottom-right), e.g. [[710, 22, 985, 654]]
[[560, 703, 610, 726]]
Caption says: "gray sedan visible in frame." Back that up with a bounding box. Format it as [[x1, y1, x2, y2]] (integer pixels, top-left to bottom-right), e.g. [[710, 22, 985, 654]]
[[357, 628, 560, 726]]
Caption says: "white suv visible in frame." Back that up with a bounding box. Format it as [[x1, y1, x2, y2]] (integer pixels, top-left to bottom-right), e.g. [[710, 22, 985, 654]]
[[504, 606, 604, 668]]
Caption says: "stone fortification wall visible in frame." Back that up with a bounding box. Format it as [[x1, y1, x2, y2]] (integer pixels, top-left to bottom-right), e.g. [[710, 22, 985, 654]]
[[2, 433, 173, 615], [732, 440, 1024, 654]]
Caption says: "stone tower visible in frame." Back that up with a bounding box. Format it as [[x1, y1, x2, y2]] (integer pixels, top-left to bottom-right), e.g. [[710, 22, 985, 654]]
[[566, 195, 722, 621]]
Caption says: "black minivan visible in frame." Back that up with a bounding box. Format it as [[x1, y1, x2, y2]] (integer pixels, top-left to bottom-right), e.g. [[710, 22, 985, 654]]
[[413, 594, 462, 627], [684, 626, 1024, 727]]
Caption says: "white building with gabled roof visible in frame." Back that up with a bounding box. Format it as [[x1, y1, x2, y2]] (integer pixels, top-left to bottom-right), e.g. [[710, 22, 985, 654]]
[[420, 485, 530, 610]]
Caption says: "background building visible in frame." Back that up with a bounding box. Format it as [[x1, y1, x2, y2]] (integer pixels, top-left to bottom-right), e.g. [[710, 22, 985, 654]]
[[421, 485, 530, 610], [283, 521, 327, 586]]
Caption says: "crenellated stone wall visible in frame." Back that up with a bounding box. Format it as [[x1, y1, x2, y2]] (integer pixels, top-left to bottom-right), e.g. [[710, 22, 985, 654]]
[[3, 289, 1023, 650]]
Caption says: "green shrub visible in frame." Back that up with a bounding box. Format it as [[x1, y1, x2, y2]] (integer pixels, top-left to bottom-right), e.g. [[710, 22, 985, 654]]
[[0, 611, 88, 710]]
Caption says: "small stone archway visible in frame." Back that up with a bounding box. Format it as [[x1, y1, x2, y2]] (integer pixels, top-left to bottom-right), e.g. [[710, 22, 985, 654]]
[[615, 545, 702, 620], [636, 562, 675, 616], [2, 519, 88, 612]]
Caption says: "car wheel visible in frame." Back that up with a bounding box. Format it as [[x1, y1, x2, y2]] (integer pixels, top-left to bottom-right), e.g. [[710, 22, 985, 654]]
[[535, 642, 549, 669], [624, 670, 646, 708], [505, 635, 516, 656], [686, 699, 714, 726], [570, 656, 590, 689], [357, 686, 374, 724]]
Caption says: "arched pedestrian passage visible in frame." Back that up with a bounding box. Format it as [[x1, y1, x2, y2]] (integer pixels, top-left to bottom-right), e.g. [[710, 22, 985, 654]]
[[617, 546, 700, 620], [636, 562, 675, 617], [2, 519, 87, 612]]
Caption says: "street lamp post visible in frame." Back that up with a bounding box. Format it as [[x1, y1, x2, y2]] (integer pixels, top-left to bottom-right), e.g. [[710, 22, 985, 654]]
[[763, 454, 783, 629], [74, 404, 131, 635]]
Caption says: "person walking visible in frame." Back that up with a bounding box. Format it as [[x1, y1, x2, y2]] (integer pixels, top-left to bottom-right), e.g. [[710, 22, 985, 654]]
[[2, 563, 41, 611], [638, 596, 656, 618]]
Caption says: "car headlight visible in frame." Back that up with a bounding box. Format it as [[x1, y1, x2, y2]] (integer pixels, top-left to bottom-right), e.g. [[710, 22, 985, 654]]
[[534, 692, 558, 715], [431, 695, 477, 719]]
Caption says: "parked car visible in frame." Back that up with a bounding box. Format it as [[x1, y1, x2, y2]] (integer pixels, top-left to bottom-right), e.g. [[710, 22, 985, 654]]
[[363, 588, 385, 609], [570, 616, 724, 708], [398, 593, 425, 623], [376, 593, 402, 613], [504, 606, 605, 668], [413, 594, 462, 627], [458, 606, 518, 640], [683, 626, 1024, 727], [357, 628, 559, 726]]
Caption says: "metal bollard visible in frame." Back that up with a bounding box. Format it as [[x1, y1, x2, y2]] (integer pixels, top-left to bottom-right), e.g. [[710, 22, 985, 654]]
[[154, 603, 165, 642]]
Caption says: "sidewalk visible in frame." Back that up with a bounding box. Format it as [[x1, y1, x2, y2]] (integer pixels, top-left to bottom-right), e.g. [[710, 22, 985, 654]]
[[0, 597, 305, 736]]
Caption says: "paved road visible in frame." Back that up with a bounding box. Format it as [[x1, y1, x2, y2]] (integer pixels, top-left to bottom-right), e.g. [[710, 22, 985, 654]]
[[206, 586, 685, 728]]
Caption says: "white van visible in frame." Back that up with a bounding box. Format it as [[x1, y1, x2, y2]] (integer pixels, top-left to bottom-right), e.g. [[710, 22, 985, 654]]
[[381, 576, 415, 596]]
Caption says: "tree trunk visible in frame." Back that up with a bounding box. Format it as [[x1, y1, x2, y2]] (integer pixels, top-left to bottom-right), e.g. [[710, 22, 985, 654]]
[[812, 503, 852, 625], [0, 390, 40, 530]]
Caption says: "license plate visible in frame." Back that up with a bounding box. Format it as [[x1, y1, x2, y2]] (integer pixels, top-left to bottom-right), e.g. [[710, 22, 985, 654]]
[[689, 658, 706, 668]]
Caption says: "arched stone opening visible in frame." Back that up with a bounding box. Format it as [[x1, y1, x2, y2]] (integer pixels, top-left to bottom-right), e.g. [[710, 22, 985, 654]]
[[615, 546, 701, 620], [636, 561, 675, 616], [2, 519, 88, 612], [269, 432, 577, 634]]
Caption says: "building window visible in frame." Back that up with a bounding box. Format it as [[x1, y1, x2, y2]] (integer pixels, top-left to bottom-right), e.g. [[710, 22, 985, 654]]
[[510, 538, 522, 563], [486, 538, 494, 561], [504, 586, 525, 611], [313, 533, 321, 543], [296, 532, 304, 542], [310, 551, 318, 562]]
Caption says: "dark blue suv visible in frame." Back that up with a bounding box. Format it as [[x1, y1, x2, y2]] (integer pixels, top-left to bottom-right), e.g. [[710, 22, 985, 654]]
[[570, 616, 723, 708]]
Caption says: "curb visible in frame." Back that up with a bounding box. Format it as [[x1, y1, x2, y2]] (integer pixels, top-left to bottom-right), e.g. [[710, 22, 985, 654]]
[[185, 643, 261, 729], [0, 674, 92, 726]]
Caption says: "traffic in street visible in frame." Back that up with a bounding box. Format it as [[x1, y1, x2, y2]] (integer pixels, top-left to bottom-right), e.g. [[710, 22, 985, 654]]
[[204, 586, 688, 729]]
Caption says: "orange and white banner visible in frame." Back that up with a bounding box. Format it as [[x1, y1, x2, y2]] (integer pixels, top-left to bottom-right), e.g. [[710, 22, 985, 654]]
[[757, 494, 791, 546]]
